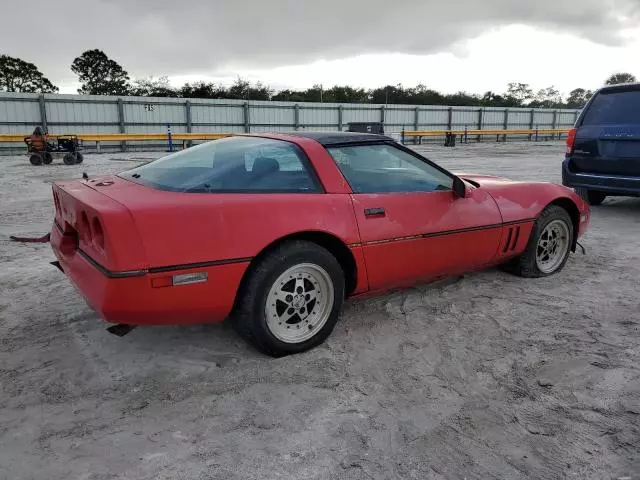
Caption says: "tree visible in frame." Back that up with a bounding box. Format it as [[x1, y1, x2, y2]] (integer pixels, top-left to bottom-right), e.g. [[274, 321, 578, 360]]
[[0, 54, 58, 93], [131, 76, 177, 97], [566, 88, 593, 108], [505, 82, 534, 106], [71, 49, 130, 95], [321, 85, 369, 103], [271, 89, 310, 102], [180, 81, 227, 99], [227, 78, 272, 100], [605, 73, 637, 85], [529, 86, 564, 108]]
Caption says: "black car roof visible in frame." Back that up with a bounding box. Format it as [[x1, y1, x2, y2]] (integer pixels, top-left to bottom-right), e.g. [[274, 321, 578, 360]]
[[598, 82, 640, 94], [283, 131, 394, 146]]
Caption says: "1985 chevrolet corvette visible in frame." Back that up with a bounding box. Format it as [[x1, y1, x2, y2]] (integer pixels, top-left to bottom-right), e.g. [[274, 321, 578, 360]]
[[49, 132, 590, 356]]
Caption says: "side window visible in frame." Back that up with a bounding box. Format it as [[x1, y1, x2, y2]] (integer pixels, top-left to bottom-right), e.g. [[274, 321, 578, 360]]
[[327, 144, 454, 194], [119, 136, 320, 193]]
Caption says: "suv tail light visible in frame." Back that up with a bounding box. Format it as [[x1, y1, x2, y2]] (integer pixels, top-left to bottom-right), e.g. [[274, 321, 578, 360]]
[[566, 128, 577, 154]]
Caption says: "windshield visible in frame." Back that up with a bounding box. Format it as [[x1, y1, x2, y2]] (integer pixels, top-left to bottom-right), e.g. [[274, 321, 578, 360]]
[[119, 136, 321, 193]]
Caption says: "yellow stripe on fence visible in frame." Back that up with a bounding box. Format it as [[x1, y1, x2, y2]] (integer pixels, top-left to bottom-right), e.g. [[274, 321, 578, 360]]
[[0, 132, 232, 143]]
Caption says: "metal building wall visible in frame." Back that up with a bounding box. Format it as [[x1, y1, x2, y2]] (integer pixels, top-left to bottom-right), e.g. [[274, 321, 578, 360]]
[[0, 92, 580, 153]]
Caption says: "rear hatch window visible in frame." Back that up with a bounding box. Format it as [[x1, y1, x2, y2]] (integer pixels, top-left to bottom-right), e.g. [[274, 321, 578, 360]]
[[572, 86, 640, 175], [581, 88, 640, 125]]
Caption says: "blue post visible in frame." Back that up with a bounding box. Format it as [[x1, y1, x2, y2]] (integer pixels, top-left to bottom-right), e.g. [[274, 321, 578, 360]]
[[167, 124, 173, 152]]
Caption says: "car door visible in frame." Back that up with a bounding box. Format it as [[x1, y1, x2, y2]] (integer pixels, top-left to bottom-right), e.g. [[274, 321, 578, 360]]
[[325, 143, 503, 291]]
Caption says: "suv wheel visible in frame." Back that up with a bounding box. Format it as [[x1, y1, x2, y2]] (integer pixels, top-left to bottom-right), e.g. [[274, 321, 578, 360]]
[[575, 188, 606, 206]]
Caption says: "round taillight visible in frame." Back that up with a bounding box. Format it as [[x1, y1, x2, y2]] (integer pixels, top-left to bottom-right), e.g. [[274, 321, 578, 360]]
[[80, 212, 91, 242], [92, 217, 105, 250]]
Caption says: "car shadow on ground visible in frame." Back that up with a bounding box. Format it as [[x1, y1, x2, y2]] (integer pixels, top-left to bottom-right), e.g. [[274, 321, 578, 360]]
[[598, 196, 640, 214]]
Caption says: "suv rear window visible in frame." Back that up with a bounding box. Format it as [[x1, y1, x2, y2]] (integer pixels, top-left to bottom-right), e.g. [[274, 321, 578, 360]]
[[581, 88, 640, 125], [119, 136, 321, 193]]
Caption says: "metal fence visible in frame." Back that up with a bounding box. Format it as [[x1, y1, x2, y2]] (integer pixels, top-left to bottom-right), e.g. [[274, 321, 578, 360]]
[[0, 91, 580, 153]]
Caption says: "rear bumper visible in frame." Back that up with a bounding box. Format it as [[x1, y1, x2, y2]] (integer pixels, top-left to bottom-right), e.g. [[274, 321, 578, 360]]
[[50, 223, 248, 325], [562, 159, 640, 196]]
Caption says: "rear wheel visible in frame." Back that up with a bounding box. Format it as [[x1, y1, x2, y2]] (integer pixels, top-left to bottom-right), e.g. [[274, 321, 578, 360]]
[[29, 154, 43, 166], [43, 152, 53, 164], [63, 153, 76, 165], [508, 205, 574, 278], [575, 187, 606, 206], [232, 240, 345, 357], [75, 152, 84, 164]]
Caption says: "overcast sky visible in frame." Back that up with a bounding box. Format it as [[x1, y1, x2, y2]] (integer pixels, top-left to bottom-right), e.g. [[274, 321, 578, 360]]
[[2, 0, 639, 95]]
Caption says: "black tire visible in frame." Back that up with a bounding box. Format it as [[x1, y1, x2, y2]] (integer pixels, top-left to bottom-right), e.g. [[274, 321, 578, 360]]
[[75, 152, 84, 164], [42, 152, 53, 165], [232, 240, 345, 357], [508, 205, 574, 278], [63, 153, 76, 165], [575, 187, 606, 206], [29, 154, 43, 166]]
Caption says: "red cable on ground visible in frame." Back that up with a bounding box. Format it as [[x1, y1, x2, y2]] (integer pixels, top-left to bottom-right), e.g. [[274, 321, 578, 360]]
[[9, 233, 51, 243]]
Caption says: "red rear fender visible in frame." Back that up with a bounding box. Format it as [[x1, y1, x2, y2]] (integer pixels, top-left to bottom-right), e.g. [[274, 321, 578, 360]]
[[52, 180, 147, 271]]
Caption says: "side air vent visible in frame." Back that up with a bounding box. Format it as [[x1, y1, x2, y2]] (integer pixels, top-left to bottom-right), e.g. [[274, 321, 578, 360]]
[[511, 226, 520, 251], [502, 226, 521, 253]]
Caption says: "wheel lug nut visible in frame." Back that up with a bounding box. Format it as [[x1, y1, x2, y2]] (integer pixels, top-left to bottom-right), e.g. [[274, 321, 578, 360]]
[[287, 308, 294, 314], [305, 294, 310, 300], [286, 295, 293, 302], [296, 287, 303, 294]]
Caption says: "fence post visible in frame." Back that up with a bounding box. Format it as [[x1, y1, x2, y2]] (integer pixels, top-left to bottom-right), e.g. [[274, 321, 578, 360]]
[[529, 108, 535, 141], [117, 98, 126, 151], [535, 125, 539, 142], [447, 107, 453, 131], [243, 102, 250, 133], [380, 105, 385, 125], [413, 107, 419, 143], [502, 108, 509, 142], [477, 108, 483, 142], [294, 104, 300, 131], [185, 100, 192, 148], [401, 128, 405, 145], [38, 94, 48, 134], [574, 110, 579, 125], [552, 109, 558, 140], [166, 124, 173, 152], [464, 125, 468, 144], [338, 105, 343, 131]]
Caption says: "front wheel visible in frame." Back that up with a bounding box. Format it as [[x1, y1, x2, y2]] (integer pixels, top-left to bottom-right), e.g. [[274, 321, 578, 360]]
[[575, 187, 606, 206], [75, 152, 84, 164], [508, 205, 574, 278], [232, 240, 345, 357]]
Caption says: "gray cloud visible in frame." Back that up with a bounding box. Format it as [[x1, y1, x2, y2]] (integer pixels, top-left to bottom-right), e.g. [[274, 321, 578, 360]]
[[2, 0, 638, 85]]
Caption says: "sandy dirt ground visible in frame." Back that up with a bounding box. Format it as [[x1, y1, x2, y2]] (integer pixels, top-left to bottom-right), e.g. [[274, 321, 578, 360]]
[[1, 142, 639, 480]]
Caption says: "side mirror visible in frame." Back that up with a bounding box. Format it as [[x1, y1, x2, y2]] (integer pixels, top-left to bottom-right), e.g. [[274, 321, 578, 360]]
[[453, 176, 466, 198]]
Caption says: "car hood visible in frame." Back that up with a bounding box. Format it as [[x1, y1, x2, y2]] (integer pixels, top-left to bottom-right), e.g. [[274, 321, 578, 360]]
[[454, 172, 520, 187]]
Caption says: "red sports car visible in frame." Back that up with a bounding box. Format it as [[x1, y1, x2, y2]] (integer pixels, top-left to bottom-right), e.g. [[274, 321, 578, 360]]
[[50, 133, 590, 356]]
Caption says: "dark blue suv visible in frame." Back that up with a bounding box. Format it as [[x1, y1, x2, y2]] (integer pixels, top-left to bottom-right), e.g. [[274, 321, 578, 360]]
[[562, 83, 640, 205]]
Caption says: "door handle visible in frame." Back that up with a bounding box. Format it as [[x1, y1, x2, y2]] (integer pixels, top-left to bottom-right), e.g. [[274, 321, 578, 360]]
[[364, 207, 385, 217]]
